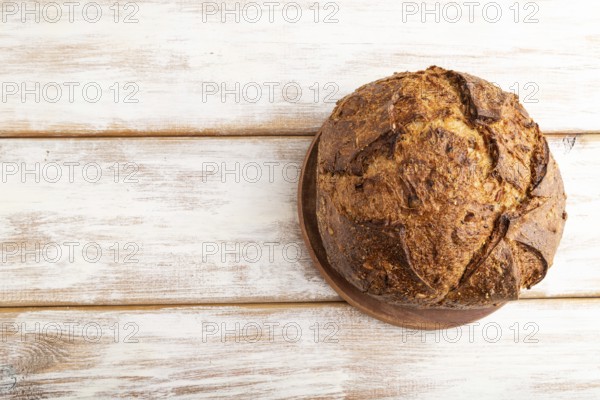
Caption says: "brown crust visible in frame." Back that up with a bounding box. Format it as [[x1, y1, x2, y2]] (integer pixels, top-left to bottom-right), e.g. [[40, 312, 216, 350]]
[[316, 66, 567, 309]]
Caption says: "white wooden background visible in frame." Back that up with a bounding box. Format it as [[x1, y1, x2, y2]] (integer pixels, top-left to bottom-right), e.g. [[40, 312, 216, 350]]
[[1, 0, 600, 398]]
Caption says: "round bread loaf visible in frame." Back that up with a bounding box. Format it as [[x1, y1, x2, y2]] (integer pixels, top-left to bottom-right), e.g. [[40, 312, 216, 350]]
[[316, 66, 567, 309]]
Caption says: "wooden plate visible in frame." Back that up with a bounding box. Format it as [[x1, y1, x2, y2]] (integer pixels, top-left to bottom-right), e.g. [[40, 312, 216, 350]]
[[298, 133, 504, 330]]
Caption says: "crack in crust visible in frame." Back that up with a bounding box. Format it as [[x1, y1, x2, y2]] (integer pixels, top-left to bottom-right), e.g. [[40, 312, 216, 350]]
[[456, 214, 511, 288], [316, 66, 567, 309]]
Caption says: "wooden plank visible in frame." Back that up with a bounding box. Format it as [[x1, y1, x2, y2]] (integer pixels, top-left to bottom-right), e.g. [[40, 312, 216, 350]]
[[0, 299, 599, 399], [0, 134, 596, 305], [0, 0, 599, 136], [0, 137, 336, 305]]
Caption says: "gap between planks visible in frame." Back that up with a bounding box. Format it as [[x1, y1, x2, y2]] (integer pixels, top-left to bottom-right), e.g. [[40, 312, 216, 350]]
[[0, 296, 597, 314], [0, 130, 596, 139]]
